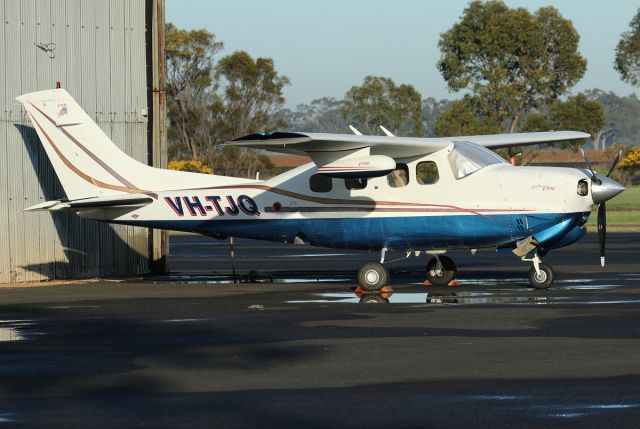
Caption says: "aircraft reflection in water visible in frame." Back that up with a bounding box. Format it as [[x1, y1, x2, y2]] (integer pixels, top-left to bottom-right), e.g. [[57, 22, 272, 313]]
[[18, 87, 625, 291], [354, 289, 551, 305]]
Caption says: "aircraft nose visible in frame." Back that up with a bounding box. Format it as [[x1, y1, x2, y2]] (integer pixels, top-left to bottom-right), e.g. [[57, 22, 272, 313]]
[[591, 174, 626, 204]]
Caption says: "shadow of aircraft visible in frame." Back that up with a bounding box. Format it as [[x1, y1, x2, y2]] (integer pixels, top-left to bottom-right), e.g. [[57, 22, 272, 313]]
[[15, 123, 149, 280]]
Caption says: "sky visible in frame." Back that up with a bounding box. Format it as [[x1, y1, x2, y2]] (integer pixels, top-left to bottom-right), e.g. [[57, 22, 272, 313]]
[[166, 0, 640, 107]]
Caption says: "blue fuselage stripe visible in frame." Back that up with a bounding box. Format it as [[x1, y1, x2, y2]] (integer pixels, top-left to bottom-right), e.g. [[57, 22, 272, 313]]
[[115, 212, 589, 251]]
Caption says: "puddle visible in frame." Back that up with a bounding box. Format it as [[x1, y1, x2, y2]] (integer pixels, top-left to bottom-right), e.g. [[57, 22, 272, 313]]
[[0, 413, 15, 423], [562, 285, 624, 290], [548, 412, 586, 418], [271, 253, 357, 258], [0, 320, 32, 342], [48, 305, 101, 309], [167, 275, 349, 284], [469, 395, 527, 401], [156, 318, 208, 323], [288, 291, 560, 305]]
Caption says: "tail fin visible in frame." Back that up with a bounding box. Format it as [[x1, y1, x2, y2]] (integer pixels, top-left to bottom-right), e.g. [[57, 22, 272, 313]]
[[17, 88, 250, 200]]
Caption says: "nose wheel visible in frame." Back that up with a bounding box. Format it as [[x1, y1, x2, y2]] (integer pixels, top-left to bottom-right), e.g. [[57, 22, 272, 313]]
[[523, 253, 555, 289]]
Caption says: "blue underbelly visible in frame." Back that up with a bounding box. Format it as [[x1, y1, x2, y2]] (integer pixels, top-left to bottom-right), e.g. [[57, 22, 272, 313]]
[[130, 213, 581, 251]]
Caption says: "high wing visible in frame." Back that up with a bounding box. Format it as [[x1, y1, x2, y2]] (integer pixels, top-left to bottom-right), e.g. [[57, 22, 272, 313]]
[[226, 130, 589, 159]]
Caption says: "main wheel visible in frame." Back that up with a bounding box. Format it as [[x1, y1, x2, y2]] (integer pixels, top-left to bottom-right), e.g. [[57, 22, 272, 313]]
[[426, 255, 456, 286], [357, 262, 389, 291], [528, 263, 554, 289]]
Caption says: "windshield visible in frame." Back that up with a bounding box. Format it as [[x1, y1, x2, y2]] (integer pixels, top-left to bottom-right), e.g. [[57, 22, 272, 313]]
[[448, 141, 508, 179]]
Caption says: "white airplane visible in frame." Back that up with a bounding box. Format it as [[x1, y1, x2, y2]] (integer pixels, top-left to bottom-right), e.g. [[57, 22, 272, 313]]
[[17, 88, 625, 290]]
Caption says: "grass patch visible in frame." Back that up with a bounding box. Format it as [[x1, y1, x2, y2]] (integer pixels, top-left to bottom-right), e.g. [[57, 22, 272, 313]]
[[587, 208, 640, 226], [606, 185, 640, 210]]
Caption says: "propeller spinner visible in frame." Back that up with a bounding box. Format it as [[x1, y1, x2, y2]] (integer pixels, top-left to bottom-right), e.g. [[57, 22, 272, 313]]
[[580, 148, 625, 267]]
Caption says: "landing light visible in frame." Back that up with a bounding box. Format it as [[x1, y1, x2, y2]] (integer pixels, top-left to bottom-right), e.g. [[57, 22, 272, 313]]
[[577, 180, 589, 196]]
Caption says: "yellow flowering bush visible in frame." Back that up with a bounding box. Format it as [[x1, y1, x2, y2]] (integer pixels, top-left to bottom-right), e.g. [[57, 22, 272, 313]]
[[618, 146, 640, 170], [168, 160, 213, 174]]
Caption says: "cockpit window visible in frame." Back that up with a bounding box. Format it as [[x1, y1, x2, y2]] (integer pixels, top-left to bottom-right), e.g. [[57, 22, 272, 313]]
[[448, 141, 508, 179]]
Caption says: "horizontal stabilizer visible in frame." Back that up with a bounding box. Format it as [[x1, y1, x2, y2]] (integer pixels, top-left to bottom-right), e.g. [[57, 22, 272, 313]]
[[24, 194, 153, 212]]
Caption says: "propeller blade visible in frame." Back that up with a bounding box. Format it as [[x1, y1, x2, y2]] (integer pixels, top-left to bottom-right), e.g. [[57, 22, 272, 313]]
[[597, 202, 606, 267], [606, 150, 622, 178], [580, 147, 596, 178]]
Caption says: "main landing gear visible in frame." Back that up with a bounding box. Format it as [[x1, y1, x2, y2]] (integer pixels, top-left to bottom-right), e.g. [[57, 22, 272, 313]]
[[356, 248, 555, 291], [356, 249, 458, 291], [425, 255, 457, 286], [357, 262, 390, 291]]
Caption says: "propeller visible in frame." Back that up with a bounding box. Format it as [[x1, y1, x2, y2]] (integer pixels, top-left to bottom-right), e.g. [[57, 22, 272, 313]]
[[580, 148, 622, 267]]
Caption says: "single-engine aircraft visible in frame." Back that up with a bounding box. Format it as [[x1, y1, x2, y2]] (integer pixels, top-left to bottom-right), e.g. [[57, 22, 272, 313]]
[[17, 88, 626, 290]]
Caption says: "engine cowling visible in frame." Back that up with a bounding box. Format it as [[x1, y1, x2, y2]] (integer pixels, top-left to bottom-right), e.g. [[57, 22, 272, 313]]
[[316, 155, 396, 178]]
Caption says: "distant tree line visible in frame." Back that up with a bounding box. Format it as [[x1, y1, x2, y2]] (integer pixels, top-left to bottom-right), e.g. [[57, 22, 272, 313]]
[[165, 1, 640, 181]]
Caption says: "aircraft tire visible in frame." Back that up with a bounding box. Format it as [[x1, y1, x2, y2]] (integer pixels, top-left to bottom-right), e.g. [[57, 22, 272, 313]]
[[528, 263, 554, 289], [357, 262, 389, 291], [426, 256, 456, 286]]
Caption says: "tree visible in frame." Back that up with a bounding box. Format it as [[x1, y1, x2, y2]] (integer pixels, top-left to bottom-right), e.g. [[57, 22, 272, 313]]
[[209, 51, 290, 178], [422, 97, 452, 137], [165, 24, 290, 178], [165, 23, 223, 160], [586, 89, 640, 150], [434, 95, 502, 137], [612, 144, 640, 186], [280, 97, 351, 133], [547, 94, 605, 149], [615, 8, 640, 87], [214, 51, 290, 139], [437, 1, 586, 133], [342, 76, 424, 136]]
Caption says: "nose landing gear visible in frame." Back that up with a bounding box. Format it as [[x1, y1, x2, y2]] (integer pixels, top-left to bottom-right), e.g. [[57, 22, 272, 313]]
[[523, 252, 555, 289]]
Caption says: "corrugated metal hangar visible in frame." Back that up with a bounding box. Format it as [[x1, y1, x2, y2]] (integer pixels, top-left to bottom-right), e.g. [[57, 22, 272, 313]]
[[0, 0, 167, 282]]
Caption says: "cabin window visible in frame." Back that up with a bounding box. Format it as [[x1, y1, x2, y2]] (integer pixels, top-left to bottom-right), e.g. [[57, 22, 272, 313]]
[[345, 177, 367, 190], [416, 161, 439, 185], [387, 163, 409, 188], [309, 174, 333, 192]]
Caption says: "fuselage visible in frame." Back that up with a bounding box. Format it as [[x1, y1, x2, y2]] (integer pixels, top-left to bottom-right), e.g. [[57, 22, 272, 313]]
[[89, 147, 595, 252]]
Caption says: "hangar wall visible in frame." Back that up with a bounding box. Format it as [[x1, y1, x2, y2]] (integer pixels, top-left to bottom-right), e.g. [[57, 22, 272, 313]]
[[0, 0, 167, 282]]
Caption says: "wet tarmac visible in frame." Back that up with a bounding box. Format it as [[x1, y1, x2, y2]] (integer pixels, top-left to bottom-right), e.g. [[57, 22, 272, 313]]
[[0, 233, 638, 428]]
